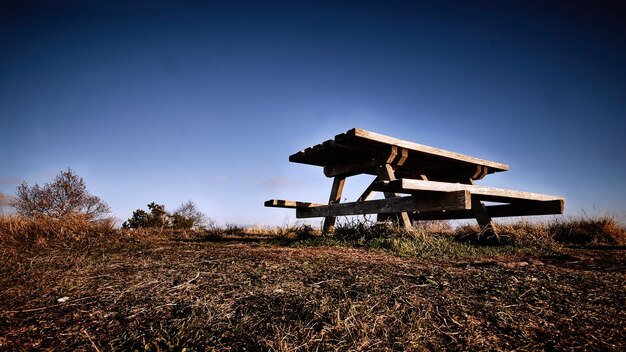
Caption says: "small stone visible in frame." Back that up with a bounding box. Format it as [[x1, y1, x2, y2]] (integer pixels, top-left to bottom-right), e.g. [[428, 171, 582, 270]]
[[57, 297, 70, 303], [502, 261, 529, 269]]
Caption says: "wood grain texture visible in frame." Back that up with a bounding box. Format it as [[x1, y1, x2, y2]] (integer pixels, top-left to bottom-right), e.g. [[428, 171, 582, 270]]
[[289, 128, 508, 181], [376, 162, 412, 230], [323, 146, 398, 178], [338, 128, 509, 171], [410, 200, 564, 220], [264, 200, 324, 208], [270, 129, 564, 225], [373, 179, 563, 203], [463, 178, 496, 234], [296, 191, 471, 218], [323, 176, 346, 233], [357, 177, 380, 202]]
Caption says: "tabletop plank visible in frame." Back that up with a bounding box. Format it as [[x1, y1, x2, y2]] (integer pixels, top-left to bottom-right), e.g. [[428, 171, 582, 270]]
[[289, 128, 509, 181], [339, 128, 509, 171]]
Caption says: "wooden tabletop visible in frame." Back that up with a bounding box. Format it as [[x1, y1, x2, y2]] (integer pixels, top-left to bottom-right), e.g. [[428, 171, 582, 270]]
[[289, 128, 509, 182]]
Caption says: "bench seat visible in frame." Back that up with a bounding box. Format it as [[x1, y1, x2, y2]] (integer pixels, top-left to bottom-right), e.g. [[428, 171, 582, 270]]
[[371, 179, 563, 203], [266, 190, 471, 218], [265, 178, 564, 220]]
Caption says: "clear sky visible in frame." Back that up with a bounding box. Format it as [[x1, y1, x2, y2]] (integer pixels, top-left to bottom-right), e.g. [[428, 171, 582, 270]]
[[1, 1, 625, 226]]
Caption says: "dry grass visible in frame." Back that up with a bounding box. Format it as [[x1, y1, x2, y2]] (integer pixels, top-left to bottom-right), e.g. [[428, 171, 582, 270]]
[[0, 215, 115, 259], [549, 215, 626, 246], [452, 215, 626, 248], [1, 215, 625, 350]]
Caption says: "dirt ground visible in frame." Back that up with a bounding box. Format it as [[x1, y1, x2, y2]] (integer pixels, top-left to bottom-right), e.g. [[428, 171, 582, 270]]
[[1, 237, 625, 351]]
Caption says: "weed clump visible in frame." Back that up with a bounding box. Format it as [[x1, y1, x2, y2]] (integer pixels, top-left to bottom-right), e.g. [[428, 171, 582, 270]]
[[325, 218, 508, 259], [332, 217, 407, 243], [453, 224, 508, 246], [0, 214, 116, 259], [549, 215, 626, 246], [453, 222, 557, 251], [450, 215, 625, 250], [450, 215, 625, 248], [314, 215, 625, 258], [0, 215, 114, 245]]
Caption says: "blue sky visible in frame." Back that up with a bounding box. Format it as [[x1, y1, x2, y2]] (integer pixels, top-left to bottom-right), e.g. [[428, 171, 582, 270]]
[[1, 0, 625, 226]]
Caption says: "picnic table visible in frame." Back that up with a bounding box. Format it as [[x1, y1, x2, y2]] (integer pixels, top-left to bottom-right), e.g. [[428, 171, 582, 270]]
[[265, 128, 564, 234]]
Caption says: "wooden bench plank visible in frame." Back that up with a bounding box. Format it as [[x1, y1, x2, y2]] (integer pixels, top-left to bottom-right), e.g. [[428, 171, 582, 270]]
[[264, 199, 324, 209], [295, 191, 471, 218], [373, 179, 563, 203], [411, 199, 564, 220]]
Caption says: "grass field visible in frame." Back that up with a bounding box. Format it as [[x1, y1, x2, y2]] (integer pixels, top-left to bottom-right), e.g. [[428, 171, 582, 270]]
[[1, 216, 625, 351]]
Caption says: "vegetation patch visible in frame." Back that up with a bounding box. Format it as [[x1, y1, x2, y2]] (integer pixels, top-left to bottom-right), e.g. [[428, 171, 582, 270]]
[[549, 215, 626, 246], [2, 215, 624, 350]]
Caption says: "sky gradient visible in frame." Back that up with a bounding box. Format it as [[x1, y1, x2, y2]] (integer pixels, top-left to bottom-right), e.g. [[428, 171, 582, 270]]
[[2, 1, 625, 226]]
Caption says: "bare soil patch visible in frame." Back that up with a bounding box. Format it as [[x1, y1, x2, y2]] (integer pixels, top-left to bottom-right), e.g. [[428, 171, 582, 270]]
[[1, 236, 625, 351]]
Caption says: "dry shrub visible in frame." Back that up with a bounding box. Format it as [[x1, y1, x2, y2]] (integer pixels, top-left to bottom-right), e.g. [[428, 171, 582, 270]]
[[333, 217, 407, 242], [549, 215, 626, 246], [453, 224, 505, 246], [259, 223, 319, 240], [412, 220, 453, 235], [496, 221, 555, 248], [453, 221, 554, 248], [453, 216, 626, 248], [0, 214, 115, 252]]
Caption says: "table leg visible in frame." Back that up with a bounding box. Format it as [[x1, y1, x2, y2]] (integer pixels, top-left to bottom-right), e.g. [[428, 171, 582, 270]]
[[376, 164, 413, 231], [322, 176, 346, 234], [465, 179, 498, 239]]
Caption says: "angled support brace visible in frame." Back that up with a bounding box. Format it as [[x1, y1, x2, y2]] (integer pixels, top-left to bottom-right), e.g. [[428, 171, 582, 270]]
[[357, 177, 379, 202], [376, 163, 413, 231]]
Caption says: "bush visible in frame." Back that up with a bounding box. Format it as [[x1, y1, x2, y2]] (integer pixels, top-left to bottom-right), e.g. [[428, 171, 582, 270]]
[[453, 224, 509, 246], [333, 217, 407, 243], [171, 201, 211, 229], [550, 215, 626, 246], [10, 168, 111, 220], [123, 202, 167, 229], [123, 201, 211, 230], [294, 224, 317, 240], [0, 214, 115, 252]]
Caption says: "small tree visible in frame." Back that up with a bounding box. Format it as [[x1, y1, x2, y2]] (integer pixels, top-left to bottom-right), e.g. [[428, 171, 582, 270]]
[[169, 212, 195, 230], [123, 209, 151, 229], [122, 202, 167, 229], [11, 168, 110, 220], [147, 202, 167, 227], [123, 200, 211, 230], [170, 201, 210, 229]]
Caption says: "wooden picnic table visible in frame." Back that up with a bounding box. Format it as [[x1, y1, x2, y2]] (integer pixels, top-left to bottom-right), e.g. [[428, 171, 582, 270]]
[[265, 128, 564, 234]]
